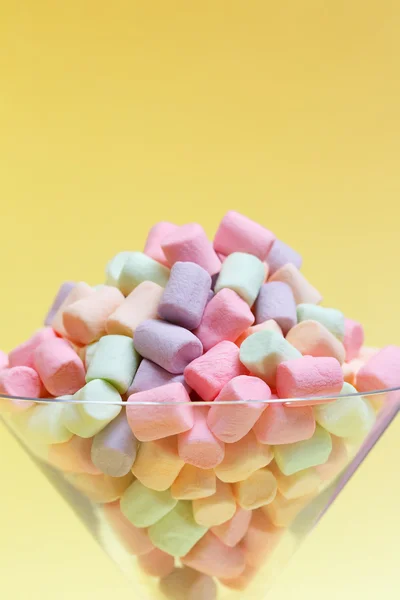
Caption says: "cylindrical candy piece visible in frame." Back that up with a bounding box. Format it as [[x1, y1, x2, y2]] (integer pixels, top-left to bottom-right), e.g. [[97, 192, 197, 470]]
[[65, 471, 133, 503], [105, 252, 136, 286], [8, 327, 57, 369], [106, 281, 164, 336], [149, 501, 208, 557], [235, 320, 283, 346], [171, 465, 216, 500], [161, 223, 221, 276], [276, 356, 344, 399], [0, 367, 42, 412], [91, 410, 137, 477], [137, 548, 175, 578], [24, 402, 73, 445], [213, 211, 276, 260], [51, 282, 94, 337], [44, 281, 75, 326], [118, 252, 170, 295], [214, 252, 266, 306], [274, 425, 332, 475], [262, 491, 314, 528], [132, 437, 184, 491], [134, 320, 203, 374], [233, 468, 277, 510], [269, 263, 322, 305], [269, 462, 320, 499], [34, 338, 86, 396], [182, 531, 246, 579], [211, 507, 252, 547], [85, 335, 140, 394], [297, 304, 345, 340], [158, 262, 211, 330], [102, 501, 154, 555], [120, 480, 177, 528], [315, 435, 348, 481], [215, 431, 273, 483], [266, 239, 302, 275], [253, 402, 316, 445], [254, 282, 297, 335], [241, 508, 283, 568], [192, 480, 236, 527], [343, 318, 364, 361], [47, 435, 100, 474], [178, 406, 225, 469], [159, 567, 217, 600], [356, 345, 400, 392], [286, 320, 346, 364], [143, 221, 178, 266], [127, 358, 189, 395]]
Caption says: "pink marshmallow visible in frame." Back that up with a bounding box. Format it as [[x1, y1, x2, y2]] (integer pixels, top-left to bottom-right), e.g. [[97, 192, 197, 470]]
[[34, 338, 86, 396], [356, 345, 400, 392], [126, 382, 194, 441], [178, 406, 225, 469], [266, 239, 302, 275], [213, 211, 276, 261], [195, 289, 255, 351], [182, 531, 246, 579], [211, 507, 252, 547], [254, 282, 297, 335], [0, 366, 42, 412], [8, 327, 57, 369], [161, 223, 221, 276], [343, 318, 364, 362], [137, 548, 175, 578], [143, 221, 178, 266], [0, 350, 9, 371], [47, 436, 101, 474], [276, 356, 344, 399], [240, 509, 283, 568], [253, 402, 316, 445], [184, 341, 248, 401], [44, 281, 75, 326], [268, 263, 322, 305], [208, 376, 270, 443], [103, 501, 154, 556], [235, 320, 283, 346]]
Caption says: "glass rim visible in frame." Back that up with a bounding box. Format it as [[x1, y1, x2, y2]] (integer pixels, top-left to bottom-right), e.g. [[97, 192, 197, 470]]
[[0, 385, 399, 407]]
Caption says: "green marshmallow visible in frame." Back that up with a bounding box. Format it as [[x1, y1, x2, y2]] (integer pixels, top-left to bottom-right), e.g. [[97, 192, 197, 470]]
[[297, 304, 345, 340], [118, 252, 170, 295], [106, 251, 136, 286], [214, 252, 265, 306], [274, 425, 332, 476], [86, 335, 140, 394], [148, 501, 208, 557], [25, 401, 73, 445], [314, 382, 375, 438], [120, 480, 177, 528]]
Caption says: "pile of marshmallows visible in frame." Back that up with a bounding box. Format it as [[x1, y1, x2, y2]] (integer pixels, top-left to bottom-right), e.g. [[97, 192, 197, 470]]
[[1, 211, 399, 599]]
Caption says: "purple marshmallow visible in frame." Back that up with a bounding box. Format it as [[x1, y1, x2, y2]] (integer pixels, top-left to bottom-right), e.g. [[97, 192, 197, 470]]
[[127, 358, 191, 395], [134, 319, 203, 374], [91, 410, 137, 477], [266, 239, 302, 275], [158, 261, 211, 330], [254, 282, 297, 334], [44, 281, 75, 326]]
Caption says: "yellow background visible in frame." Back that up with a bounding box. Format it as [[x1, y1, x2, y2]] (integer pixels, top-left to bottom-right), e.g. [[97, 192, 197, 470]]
[[0, 1, 399, 599]]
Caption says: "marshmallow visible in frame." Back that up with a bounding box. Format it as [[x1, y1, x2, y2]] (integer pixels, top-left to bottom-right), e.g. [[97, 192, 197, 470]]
[[208, 375, 270, 443], [106, 281, 164, 337], [126, 382, 194, 442], [143, 221, 178, 266], [91, 410, 137, 477], [105, 252, 136, 286], [297, 304, 345, 340], [137, 548, 175, 578], [253, 402, 315, 445], [47, 435, 100, 474], [0, 366, 42, 413], [269, 461, 320, 499], [34, 338, 86, 396], [286, 320, 346, 364], [314, 382, 375, 438], [159, 567, 217, 600], [241, 508, 283, 568], [8, 327, 57, 369], [254, 282, 297, 334], [219, 564, 258, 591], [134, 319, 203, 374], [235, 320, 283, 346], [178, 406, 225, 469], [84, 342, 99, 369], [118, 252, 170, 295], [263, 491, 314, 527], [356, 345, 400, 392], [192, 480, 236, 527], [269, 263, 322, 305], [239, 329, 301, 387], [214, 252, 266, 306], [132, 437, 184, 491], [233, 468, 277, 510], [315, 435, 348, 481], [184, 341, 247, 401], [171, 465, 216, 500], [149, 501, 207, 557], [195, 288, 254, 351], [158, 262, 211, 330], [266, 239, 302, 275], [343, 318, 364, 361], [120, 480, 177, 528], [182, 531, 246, 579], [161, 223, 221, 276], [65, 471, 133, 503], [274, 424, 332, 475], [85, 335, 140, 394], [44, 281, 75, 326], [127, 358, 189, 395], [215, 430, 273, 483], [276, 356, 344, 399], [63, 379, 122, 438], [102, 500, 154, 555], [63, 286, 125, 345], [51, 282, 94, 336], [24, 401, 73, 445], [213, 211, 275, 260], [211, 507, 252, 547]]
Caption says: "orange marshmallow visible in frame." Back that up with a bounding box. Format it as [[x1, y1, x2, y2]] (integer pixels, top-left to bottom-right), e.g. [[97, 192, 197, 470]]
[[215, 431, 274, 483], [51, 282, 94, 337], [47, 436, 101, 474], [193, 480, 236, 527], [240, 509, 283, 568], [137, 548, 175, 578], [286, 320, 346, 364], [233, 468, 278, 510], [171, 465, 216, 500], [262, 491, 314, 527], [102, 501, 154, 555], [315, 435, 348, 481], [106, 281, 164, 336], [182, 531, 246, 579], [268, 264, 322, 305], [219, 564, 258, 590], [159, 567, 217, 600], [211, 507, 252, 547], [64, 471, 134, 503], [269, 461, 320, 499], [132, 437, 184, 491]]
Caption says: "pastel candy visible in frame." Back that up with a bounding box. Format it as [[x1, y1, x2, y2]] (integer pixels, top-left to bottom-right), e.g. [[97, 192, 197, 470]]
[[215, 431, 273, 483], [132, 437, 184, 491], [356, 345, 400, 392], [276, 356, 344, 399], [120, 480, 177, 528], [127, 358, 189, 396], [8, 327, 57, 369], [63, 379, 122, 438], [195, 288, 254, 351], [86, 335, 140, 394], [211, 507, 252, 547], [297, 304, 345, 340], [208, 375, 270, 443], [254, 282, 297, 334], [239, 330, 301, 387], [143, 221, 178, 266], [235, 320, 283, 347], [34, 338, 86, 396], [161, 223, 221, 276], [51, 282, 94, 336], [137, 548, 175, 578], [269, 263, 322, 305], [178, 406, 225, 469], [44, 281, 75, 326], [91, 411, 137, 477], [106, 281, 164, 337], [103, 501, 154, 555], [266, 239, 302, 275], [184, 341, 247, 401], [118, 252, 170, 295], [126, 382, 194, 441], [0, 367, 42, 413], [0, 350, 8, 371], [182, 531, 246, 579], [192, 480, 236, 527], [159, 567, 217, 600], [241, 509, 283, 568], [253, 402, 316, 445], [263, 491, 313, 527], [171, 465, 216, 500], [233, 468, 277, 510], [342, 359, 362, 386], [134, 319, 203, 374], [158, 262, 211, 330], [274, 425, 332, 475], [343, 318, 364, 361], [269, 462, 320, 499], [149, 501, 208, 557], [214, 252, 266, 306], [213, 211, 276, 260], [106, 251, 136, 286], [24, 401, 73, 445], [286, 320, 346, 364], [219, 564, 258, 591], [47, 435, 100, 474], [314, 382, 375, 438], [65, 471, 133, 503], [315, 435, 348, 481]]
